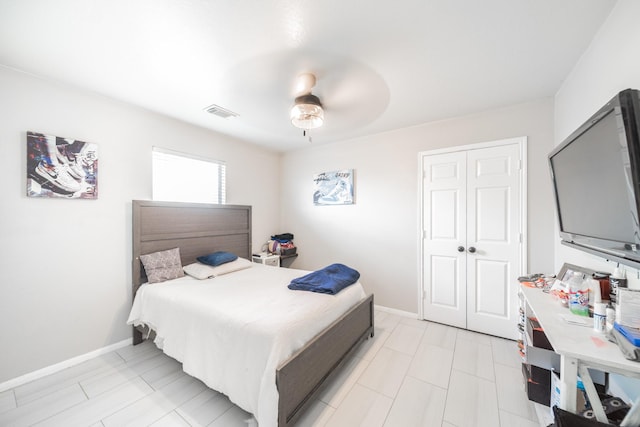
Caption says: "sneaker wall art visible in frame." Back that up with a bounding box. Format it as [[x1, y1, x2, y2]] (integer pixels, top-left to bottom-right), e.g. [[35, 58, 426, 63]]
[[313, 169, 354, 205], [27, 131, 98, 199]]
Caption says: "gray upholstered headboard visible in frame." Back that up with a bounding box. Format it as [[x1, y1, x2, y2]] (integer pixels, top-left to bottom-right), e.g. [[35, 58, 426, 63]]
[[132, 200, 252, 294]]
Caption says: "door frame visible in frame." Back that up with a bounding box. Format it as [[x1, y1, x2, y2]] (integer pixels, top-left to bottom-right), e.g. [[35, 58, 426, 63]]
[[417, 136, 528, 320]]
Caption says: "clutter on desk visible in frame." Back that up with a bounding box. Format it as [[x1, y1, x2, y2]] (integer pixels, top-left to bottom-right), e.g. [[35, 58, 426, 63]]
[[267, 233, 297, 256], [519, 273, 556, 289], [567, 272, 591, 317], [616, 289, 640, 329], [521, 265, 640, 427], [550, 278, 570, 307]]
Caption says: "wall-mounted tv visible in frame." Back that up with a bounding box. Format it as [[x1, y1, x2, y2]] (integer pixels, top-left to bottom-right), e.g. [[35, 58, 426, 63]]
[[549, 89, 640, 268]]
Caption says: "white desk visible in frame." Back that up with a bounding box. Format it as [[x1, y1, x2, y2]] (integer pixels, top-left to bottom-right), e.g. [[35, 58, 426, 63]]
[[521, 286, 640, 423]]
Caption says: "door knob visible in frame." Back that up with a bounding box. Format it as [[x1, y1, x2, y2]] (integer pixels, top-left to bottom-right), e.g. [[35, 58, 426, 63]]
[[457, 246, 465, 252], [468, 246, 476, 253]]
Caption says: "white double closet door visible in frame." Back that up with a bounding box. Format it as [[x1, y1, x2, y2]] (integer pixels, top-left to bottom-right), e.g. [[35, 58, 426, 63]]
[[420, 138, 526, 340]]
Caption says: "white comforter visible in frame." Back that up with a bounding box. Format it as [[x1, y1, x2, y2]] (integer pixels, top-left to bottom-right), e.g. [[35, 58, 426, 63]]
[[127, 263, 366, 427]]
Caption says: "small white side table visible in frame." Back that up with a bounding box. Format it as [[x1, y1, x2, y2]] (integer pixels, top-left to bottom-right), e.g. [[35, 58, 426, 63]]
[[252, 253, 280, 267]]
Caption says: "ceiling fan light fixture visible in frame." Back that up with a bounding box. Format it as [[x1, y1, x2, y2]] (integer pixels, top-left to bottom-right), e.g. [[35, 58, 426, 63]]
[[290, 94, 324, 130]]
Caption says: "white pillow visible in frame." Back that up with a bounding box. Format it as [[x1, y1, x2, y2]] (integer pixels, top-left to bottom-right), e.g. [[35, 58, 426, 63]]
[[182, 262, 217, 280], [183, 257, 252, 279]]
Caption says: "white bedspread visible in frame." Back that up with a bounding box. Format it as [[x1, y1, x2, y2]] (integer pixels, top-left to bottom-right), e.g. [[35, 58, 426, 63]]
[[127, 263, 366, 427]]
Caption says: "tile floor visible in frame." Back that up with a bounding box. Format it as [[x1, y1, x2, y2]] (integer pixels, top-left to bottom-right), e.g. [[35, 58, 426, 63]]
[[0, 309, 543, 426]]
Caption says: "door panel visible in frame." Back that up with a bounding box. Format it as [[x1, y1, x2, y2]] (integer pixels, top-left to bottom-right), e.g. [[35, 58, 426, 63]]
[[431, 190, 459, 239], [422, 152, 466, 329], [466, 144, 521, 339], [476, 187, 509, 242], [474, 259, 509, 317], [431, 255, 459, 307]]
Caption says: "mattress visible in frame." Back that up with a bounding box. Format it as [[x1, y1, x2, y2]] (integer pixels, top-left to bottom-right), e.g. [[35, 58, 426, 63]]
[[127, 262, 366, 427]]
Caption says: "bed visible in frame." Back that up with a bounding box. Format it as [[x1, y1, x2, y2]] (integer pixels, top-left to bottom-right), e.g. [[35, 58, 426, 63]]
[[128, 200, 374, 427]]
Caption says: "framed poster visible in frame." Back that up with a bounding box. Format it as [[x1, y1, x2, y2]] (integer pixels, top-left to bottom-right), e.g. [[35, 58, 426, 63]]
[[313, 169, 354, 205], [27, 131, 98, 199]]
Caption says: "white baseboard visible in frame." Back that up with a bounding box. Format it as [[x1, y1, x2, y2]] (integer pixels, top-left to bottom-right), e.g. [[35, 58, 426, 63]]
[[0, 339, 131, 392], [374, 304, 418, 319]]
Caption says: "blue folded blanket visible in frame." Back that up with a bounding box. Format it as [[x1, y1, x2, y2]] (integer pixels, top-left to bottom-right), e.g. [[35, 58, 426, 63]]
[[288, 263, 360, 295]]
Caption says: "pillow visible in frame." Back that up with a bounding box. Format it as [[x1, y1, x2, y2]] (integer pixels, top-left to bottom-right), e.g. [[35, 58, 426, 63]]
[[210, 257, 252, 276], [183, 257, 253, 279], [196, 251, 238, 267], [183, 262, 217, 280], [140, 247, 184, 284]]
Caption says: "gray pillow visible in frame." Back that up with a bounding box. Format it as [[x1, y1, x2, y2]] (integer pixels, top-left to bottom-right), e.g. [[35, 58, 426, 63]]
[[140, 247, 184, 284]]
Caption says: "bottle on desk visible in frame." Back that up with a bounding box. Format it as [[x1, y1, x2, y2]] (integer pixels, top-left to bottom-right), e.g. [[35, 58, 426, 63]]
[[593, 303, 607, 333], [609, 267, 627, 306], [567, 272, 590, 316], [606, 304, 616, 332]]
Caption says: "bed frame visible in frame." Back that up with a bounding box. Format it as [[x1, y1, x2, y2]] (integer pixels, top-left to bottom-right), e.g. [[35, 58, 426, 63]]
[[131, 200, 374, 427]]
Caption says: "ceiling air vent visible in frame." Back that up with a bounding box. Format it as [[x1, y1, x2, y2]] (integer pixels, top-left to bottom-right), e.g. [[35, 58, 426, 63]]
[[204, 104, 239, 119]]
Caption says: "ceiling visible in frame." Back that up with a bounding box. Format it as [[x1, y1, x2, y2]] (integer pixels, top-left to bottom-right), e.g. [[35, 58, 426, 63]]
[[0, 0, 617, 152]]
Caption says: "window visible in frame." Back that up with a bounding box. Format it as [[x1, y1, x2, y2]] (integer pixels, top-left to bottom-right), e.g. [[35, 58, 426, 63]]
[[152, 147, 226, 204]]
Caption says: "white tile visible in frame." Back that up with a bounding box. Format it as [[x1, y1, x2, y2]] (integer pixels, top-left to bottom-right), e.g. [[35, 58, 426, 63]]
[[139, 357, 184, 390], [373, 310, 388, 324], [80, 353, 175, 398], [2, 317, 537, 427], [101, 374, 206, 427], [0, 383, 86, 427], [294, 399, 335, 427], [357, 347, 412, 398], [400, 317, 430, 330], [0, 389, 16, 414], [353, 327, 390, 362], [149, 411, 191, 427], [383, 376, 446, 427], [422, 322, 457, 351], [443, 370, 500, 427], [490, 337, 520, 369], [324, 384, 393, 427], [14, 352, 125, 405], [383, 324, 425, 356], [33, 377, 154, 427], [407, 343, 453, 389], [452, 339, 494, 381], [494, 364, 537, 422], [175, 388, 234, 426], [318, 355, 369, 408], [456, 329, 492, 345], [499, 410, 540, 427], [376, 312, 403, 333], [116, 341, 160, 363], [207, 406, 253, 427]]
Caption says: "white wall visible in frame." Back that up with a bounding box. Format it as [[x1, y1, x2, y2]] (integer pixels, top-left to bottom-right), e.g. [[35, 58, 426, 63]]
[[553, 0, 640, 401], [553, 0, 640, 285], [281, 99, 555, 314], [0, 66, 281, 383]]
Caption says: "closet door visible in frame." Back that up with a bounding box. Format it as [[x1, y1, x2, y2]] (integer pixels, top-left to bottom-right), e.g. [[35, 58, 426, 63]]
[[466, 144, 522, 339], [421, 151, 467, 329], [420, 139, 524, 340]]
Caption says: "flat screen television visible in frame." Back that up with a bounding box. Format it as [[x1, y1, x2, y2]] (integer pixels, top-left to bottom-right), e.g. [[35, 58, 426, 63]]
[[549, 88, 640, 268]]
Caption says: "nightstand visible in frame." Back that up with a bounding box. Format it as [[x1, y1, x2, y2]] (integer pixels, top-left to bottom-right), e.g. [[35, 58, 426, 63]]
[[252, 253, 280, 267]]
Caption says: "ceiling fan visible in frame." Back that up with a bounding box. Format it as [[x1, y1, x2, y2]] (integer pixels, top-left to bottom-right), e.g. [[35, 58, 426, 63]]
[[290, 73, 324, 141], [217, 50, 390, 145]]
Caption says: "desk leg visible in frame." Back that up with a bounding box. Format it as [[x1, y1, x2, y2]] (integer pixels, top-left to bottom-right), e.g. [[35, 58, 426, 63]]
[[577, 365, 608, 423], [560, 355, 578, 413]]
